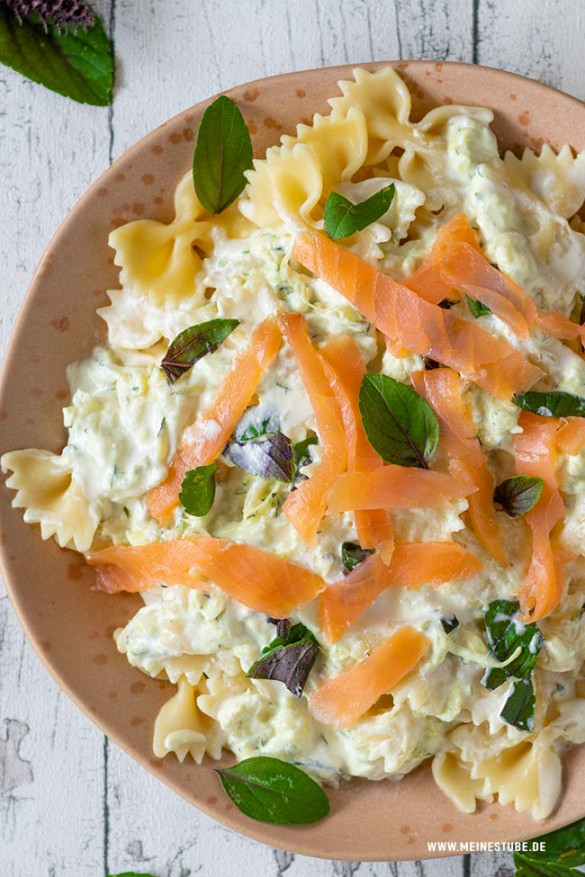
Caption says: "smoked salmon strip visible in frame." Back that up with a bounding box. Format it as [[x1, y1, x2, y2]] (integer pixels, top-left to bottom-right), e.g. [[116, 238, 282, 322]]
[[537, 311, 585, 345], [441, 241, 538, 338], [320, 543, 483, 643], [293, 232, 542, 400], [411, 367, 507, 565], [556, 418, 585, 455], [327, 465, 474, 513], [309, 626, 430, 728], [147, 317, 282, 525], [86, 536, 325, 617], [514, 411, 566, 621], [278, 313, 348, 543], [405, 212, 482, 304], [320, 335, 395, 563]]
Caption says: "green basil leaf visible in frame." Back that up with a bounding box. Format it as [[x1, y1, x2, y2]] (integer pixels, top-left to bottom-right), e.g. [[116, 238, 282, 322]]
[[179, 463, 217, 516], [161, 318, 239, 384], [500, 677, 536, 732], [324, 184, 395, 241], [292, 434, 318, 470], [482, 599, 543, 686], [341, 541, 374, 573], [514, 390, 585, 418], [193, 95, 253, 214], [494, 475, 544, 517], [107, 873, 156, 877], [216, 756, 330, 824], [518, 816, 585, 869], [0, 7, 114, 105], [223, 432, 295, 482], [514, 859, 584, 876], [359, 374, 439, 468], [235, 404, 280, 442], [248, 622, 320, 697], [466, 295, 492, 318]]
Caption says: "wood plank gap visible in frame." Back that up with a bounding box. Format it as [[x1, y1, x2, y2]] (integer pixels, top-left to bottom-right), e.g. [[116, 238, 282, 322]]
[[394, 0, 404, 60], [108, 0, 117, 164], [472, 0, 480, 64], [463, 853, 472, 876], [103, 735, 110, 876]]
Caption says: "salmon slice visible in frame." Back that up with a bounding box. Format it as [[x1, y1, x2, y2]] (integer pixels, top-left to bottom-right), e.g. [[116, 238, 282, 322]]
[[411, 368, 507, 565], [320, 335, 395, 563], [405, 213, 481, 304], [309, 626, 430, 728], [320, 543, 483, 643], [556, 418, 585, 455], [514, 411, 566, 621], [147, 317, 282, 524], [441, 242, 538, 338], [327, 465, 473, 513], [537, 311, 585, 345], [86, 536, 325, 617], [293, 232, 542, 400], [278, 313, 348, 543]]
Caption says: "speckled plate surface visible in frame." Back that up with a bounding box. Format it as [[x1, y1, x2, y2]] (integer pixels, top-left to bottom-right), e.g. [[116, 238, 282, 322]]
[[1, 61, 585, 861]]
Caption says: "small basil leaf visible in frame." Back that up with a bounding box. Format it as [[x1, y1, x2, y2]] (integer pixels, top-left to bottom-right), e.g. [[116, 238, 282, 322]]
[[359, 374, 439, 468], [500, 677, 535, 733], [193, 95, 253, 215], [514, 858, 584, 876], [235, 404, 280, 441], [216, 756, 330, 824], [514, 390, 585, 418], [494, 475, 544, 517], [292, 435, 318, 470], [516, 816, 585, 869], [440, 614, 460, 634], [482, 599, 543, 684], [248, 622, 320, 697], [223, 432, 295, 482], [161, 318, 239, 383], [0, 6, 114, 105], [341, 541, 374, 573], [466, 295, 492, 318], [179, 463, 217, 516], [324, 184, 395, 241]]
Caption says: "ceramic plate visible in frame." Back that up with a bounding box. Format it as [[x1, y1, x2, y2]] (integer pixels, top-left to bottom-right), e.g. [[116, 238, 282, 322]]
[[2, 61, 585, 861]]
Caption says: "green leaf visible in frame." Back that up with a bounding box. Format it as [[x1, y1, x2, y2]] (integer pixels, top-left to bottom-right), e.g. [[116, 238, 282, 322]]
[[216, 756, 330, 824], [106, 873, 156, 877], [521, 817, 585, 869], [514, 856, 585, 876], [483, 599, 543, 686], [500, 676, 535, 732], [359, 374, 439, 468], [161, 318, 239, 384], [466, 295, 492, 318], [179, 464, 217, 516], [494, 475, 544, 517], [193, 95, 253, 214], [236, 405, 280, 442], [247, 622, 320, 697], [514, 390, 585, 418], [0, 7, 114, 105], [324, 184, 395, 241], [341, 541, 374, 573], [292, 435, 318, 470]]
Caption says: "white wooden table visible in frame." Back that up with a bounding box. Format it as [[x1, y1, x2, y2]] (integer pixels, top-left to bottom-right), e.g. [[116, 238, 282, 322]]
[[2, 1, 585, 874]]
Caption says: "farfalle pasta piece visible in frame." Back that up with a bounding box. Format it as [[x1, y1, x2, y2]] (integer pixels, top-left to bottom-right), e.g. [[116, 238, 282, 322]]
[[1, 449, 99, 552], [109, 172, 211, 305], [504, 143, 585, 219], [153, 676, 224, 763], [432, 751, 493, 814]]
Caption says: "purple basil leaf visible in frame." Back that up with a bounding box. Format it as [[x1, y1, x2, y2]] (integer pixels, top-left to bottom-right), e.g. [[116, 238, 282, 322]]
[[248, 622, 320, 697], [161, 318, 239, 383], [267, 617, 292, 638], [223, 432, 294, 482]]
